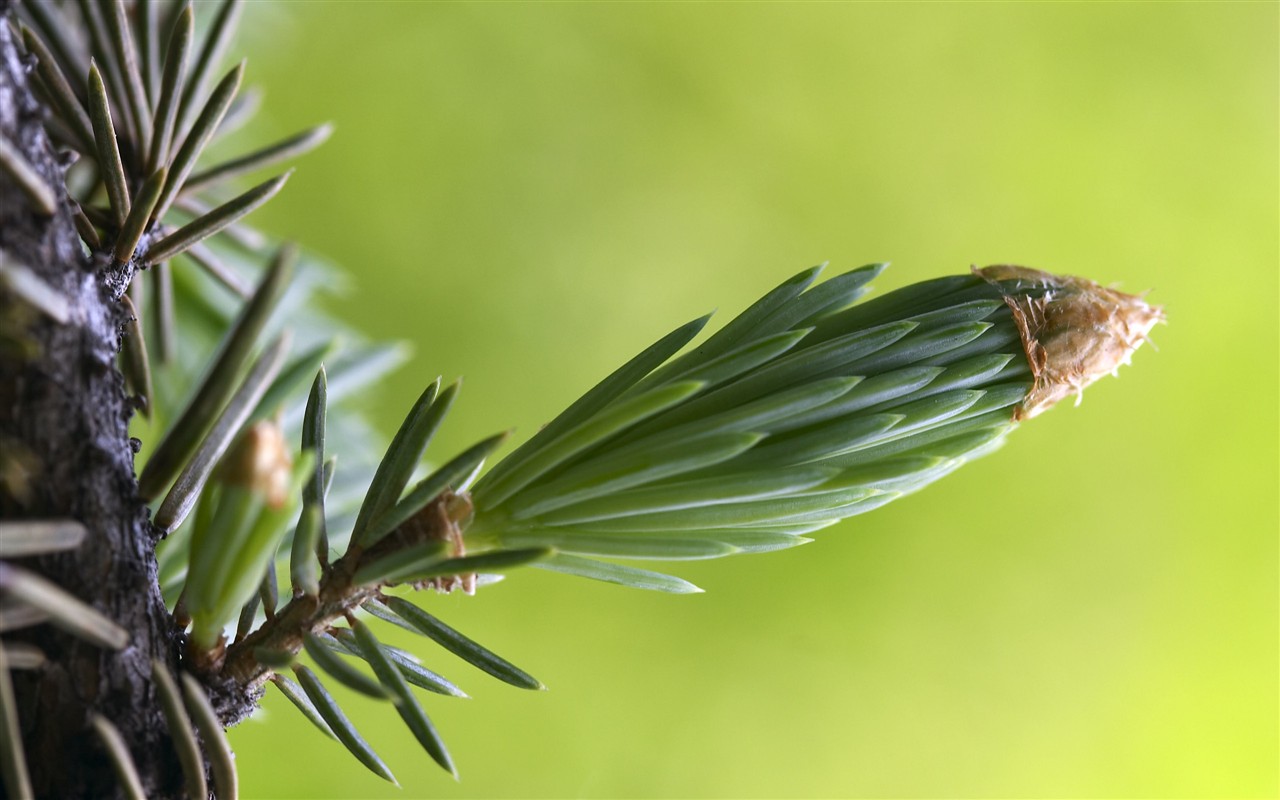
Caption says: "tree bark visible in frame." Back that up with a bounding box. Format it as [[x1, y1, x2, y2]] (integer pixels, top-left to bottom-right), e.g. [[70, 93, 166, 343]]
[[1, 12, 190, 799]]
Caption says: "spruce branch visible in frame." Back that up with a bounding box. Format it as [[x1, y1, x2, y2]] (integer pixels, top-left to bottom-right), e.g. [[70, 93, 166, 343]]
[[0, 0, 1165, 794], [464, 264, 1162, 591], [195, 260, 1158, 784]]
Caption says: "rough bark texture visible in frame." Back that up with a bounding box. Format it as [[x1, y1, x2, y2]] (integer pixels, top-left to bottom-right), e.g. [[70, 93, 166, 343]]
[[0, 14, 190, 799]]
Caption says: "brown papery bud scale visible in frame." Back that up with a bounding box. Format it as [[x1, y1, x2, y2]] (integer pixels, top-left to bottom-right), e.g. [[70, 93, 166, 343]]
[[976, 265, 1164, 420]]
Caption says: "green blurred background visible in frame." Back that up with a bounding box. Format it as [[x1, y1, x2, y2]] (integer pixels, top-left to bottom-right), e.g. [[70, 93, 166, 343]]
[[223, 2, 1277, 797]]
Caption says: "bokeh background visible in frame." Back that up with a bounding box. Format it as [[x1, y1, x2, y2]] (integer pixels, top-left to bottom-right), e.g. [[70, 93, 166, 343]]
[[221, 2, 1277, 798]]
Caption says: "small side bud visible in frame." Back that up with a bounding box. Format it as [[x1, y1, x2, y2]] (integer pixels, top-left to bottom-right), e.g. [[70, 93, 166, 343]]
[[977, 265, 1164, 420], [216, 420, 292, 507]]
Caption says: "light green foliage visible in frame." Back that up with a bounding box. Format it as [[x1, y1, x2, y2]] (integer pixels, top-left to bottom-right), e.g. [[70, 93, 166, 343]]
[[469, 265, 1032, 591], [328, 627, 469, 698], [292, 665, 397, 785], [350, 378, 451, 547], [302, 633, 388, 700], [348, 620, 457, 778], [373, 597, 543, 691]]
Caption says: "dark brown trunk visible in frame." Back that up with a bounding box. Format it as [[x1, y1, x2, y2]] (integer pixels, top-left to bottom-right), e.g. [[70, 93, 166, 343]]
[[1, 10, 192, 798]]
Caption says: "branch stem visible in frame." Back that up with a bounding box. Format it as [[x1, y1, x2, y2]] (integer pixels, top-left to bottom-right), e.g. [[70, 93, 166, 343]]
[[217, 492, 461, 697]]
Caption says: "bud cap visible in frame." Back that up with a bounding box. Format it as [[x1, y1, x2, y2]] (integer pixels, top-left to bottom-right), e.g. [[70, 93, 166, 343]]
[[977, 265, 1164, 420]]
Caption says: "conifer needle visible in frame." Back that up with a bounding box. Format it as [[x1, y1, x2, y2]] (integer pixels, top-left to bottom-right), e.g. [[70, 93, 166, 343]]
[[153, 332, 290, 533], [87, 60, 130, 226], [139, 246, 293, 501], [148, 4, 193, 172], [114, 168, 167, 265], [174, 0, 243, 140], [153, 61, 245, 220], [151, 660, 207, 800], [180, 674, 238, 800], [118, 294, 154, 418], [0, 133, 57, 216], [183, 123, 333, 194], [0, 648, 32, 800], [20, 26, 95, 155], [103, 0, 151, 157], [0, 520, 86, 557], [89, 715, 146, 800], [144, 171, 291, 265], [0, 563, 130, 649]]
